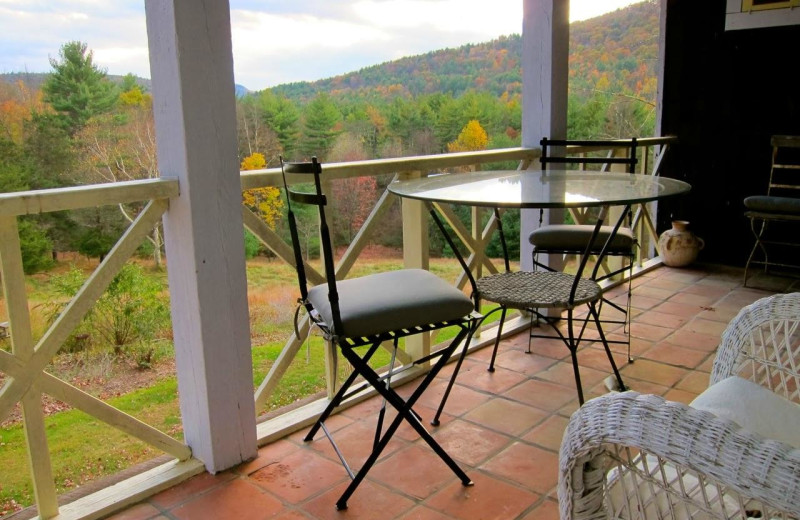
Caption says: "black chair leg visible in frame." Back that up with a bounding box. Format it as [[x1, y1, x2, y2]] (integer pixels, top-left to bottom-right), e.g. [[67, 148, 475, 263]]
[[304, 341, 381, 442], [432, 320, 480, 426], [334, 327, 473, 509], [589, 302, 626, 392], [488, 306, 507, 372], [566, 309, 585, 405]]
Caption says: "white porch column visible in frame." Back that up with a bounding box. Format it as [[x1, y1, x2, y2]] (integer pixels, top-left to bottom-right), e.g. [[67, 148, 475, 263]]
[[145, 0, 257, 471], [520, 0, 569, 271]]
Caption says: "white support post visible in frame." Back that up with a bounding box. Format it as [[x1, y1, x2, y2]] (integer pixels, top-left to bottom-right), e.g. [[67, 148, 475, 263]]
[[144, 0, 257, 471], [520, 0, 569, 272]]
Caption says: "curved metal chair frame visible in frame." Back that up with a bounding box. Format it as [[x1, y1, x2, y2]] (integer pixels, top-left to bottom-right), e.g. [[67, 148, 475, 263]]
[[434, 200, 628, 410], [744, 135, 800, 286]]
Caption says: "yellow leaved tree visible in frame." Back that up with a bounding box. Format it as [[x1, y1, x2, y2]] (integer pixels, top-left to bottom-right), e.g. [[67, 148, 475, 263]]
[[447, 119, 489, 152], [241, 152, 283, 228]]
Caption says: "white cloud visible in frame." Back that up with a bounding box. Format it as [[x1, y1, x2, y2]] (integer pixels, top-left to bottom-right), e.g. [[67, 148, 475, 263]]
[[231, 10, 389, 54], [352, 0, 521, 35]]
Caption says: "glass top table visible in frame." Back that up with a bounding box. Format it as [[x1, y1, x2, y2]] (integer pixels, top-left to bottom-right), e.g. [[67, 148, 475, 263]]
[[387, 170, 691, 208]]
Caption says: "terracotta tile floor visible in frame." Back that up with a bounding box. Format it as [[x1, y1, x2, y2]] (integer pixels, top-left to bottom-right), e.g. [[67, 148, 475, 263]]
[[107, 265, 799, 520]]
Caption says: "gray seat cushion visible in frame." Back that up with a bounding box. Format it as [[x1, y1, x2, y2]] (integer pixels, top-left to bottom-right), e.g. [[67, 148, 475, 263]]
[[307, 269, 473, 338], [744, 195, 800, 215], [529, 225, 635, 253]]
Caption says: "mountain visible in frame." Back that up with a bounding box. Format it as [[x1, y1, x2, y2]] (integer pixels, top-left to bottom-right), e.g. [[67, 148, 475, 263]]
[[269, 0, 659, 104]]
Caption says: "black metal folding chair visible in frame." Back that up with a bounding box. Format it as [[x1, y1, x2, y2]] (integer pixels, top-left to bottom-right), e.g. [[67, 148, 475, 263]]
[[530, 137, 639, 362], [280, 157, 479, 510]]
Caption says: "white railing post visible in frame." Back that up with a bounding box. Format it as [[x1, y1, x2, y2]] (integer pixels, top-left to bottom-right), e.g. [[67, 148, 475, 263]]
[[399, 170, 430, 360], [0, 216, 59, 519], [520, 0, 569, 273]]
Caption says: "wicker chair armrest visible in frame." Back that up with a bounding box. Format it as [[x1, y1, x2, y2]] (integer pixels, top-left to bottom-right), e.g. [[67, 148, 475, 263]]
[[711, 293, 800, 393], [559, 392, 800, 520]]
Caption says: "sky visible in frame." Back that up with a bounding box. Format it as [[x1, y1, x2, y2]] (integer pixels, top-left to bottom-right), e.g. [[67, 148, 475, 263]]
[[0, 0, 639, 92]]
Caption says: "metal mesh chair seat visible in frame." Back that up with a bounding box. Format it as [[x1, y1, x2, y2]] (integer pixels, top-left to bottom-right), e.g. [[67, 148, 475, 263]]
[[476, 271, 601, 310]]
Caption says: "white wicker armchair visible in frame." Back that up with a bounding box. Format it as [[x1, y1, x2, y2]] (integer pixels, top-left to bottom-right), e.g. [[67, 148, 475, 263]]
[[559, 292, 800, 519]]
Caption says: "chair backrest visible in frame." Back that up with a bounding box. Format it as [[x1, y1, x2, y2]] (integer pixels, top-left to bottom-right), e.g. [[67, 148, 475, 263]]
[[540, 137, 638, 173], [711, 292, 800, 403], [280, 156, 344, 333], [766, 135, 800, 197], [537, 138, 636, 282]]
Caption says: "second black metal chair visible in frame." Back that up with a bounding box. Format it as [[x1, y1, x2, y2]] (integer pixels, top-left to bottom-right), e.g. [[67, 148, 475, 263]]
[[531, 137, 639, 362], [280, 157, 480, 510]]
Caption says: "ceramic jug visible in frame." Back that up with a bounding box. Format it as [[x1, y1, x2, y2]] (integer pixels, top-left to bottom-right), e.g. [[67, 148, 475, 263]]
[[658, 220, 704, 267]]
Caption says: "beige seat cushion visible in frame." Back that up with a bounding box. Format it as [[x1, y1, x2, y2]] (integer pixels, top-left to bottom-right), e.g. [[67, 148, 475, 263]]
[[689, 375, 800, 448], [307, 269, 473, 338]]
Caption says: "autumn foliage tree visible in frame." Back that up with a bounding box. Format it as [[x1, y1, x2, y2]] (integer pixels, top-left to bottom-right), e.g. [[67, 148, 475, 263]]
[[327, 133, 378, 243], [240, 152, 283, 229], [447, 119, 489, 152], [75, 76, 164, 265], [330, 176, 378, 244]]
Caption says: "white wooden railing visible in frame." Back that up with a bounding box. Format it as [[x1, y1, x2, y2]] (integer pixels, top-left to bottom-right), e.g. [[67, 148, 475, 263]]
[[0, 179, 193, 519], [0, 138, 675, 519]]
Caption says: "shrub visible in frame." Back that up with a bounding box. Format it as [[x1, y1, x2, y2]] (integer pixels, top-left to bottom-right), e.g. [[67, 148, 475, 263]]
[[244, 229, 263, 259], [18, 218, 54, 274], [49, 264, 170, 356], [75, 228, 116, 261]]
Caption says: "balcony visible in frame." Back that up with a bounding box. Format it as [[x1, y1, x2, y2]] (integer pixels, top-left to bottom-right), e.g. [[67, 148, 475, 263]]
[[3, 1, 800, 517], [99, 263, 795, 520], [2, 140, 798, 520]]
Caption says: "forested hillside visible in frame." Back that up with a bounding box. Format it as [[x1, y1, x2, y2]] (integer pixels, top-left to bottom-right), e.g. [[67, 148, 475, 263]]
[[272, 1, 658, 108]]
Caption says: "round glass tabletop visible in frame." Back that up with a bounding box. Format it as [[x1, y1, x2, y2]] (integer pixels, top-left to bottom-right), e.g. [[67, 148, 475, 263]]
[[387, 170, 691, 208]]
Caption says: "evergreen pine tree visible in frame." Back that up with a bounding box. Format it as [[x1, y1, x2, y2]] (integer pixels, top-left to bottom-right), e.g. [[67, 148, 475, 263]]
[[42, 41, 118, 134]]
